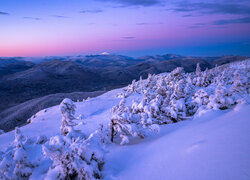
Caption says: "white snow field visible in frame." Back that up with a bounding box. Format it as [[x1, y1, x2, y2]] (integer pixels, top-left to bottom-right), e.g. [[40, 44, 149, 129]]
[[0, 60, 249, 180], [104, 102, 250, 180]]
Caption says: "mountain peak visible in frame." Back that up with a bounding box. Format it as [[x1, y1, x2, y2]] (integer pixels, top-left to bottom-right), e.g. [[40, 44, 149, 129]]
[[101, 52, 110, 55]]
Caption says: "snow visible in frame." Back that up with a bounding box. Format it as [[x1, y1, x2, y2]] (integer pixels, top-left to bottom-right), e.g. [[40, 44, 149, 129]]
[[104, 103, 250, 180], [0, 60, 249, 179], [0, 88, 127, 150], [101, 52, 110, 55], [1, 91, 249, 179]]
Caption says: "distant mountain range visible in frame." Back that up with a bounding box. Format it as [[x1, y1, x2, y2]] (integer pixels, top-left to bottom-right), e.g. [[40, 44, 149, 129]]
[[0, 54, 248, 131]]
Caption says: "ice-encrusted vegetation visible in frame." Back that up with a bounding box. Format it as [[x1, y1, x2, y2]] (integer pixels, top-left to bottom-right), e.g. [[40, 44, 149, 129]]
[[112, 60, 249, 144], [0, 59, 249, 179]]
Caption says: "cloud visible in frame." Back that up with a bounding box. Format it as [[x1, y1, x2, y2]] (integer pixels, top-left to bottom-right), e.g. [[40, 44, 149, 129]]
[[136, 22, 149, 25], [182, 14, 193, 17], [194, 23, 206, 26], [80, 9, 103, 14], [189, 26, 200, 28], [122, 37, 136, 39], [171, 2, 250, 16], [52, 15, 71, 19], [136, 22, 163, 25], [0, 11, 9, 15], [189, 23, 206, 28], [213, 17, 250, 25], [96, 0, 161, 7], [23, 17, 41, 20]]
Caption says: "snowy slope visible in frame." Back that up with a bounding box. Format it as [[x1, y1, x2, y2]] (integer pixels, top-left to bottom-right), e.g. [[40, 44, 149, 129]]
[[104, 103, 250, 180], [0, 91, 249, 180], [0, 88, 142, 150], [0, 60, 249, 180], [0, 88, 121, 150]]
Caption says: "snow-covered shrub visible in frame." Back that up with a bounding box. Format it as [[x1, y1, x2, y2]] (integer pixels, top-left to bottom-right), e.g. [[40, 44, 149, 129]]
[[192, 89, 210, 110], [13, 128, 35, 179], [125, 79, 137, 93], [231, 70, 248, 94], [117, 77, 145, 98], [110, 98, 159, 145], [43, 132, 104, 180], [0, 151, 15, 179], [43, 98, 105, 179], [194, 64, 213, 87], [195, 63, 203, 87], [208, 84, 235, 110], [110, 99, 137, 144], [98, 123, 111, 144], [161, 79, 187, 122], [0, 128, 44, 179], [156, 78, 167, 96], [0, 129, 4, 135], [112, 67, 196, 138], [113, 60, 249, 138], [201, 68, 212, 87]]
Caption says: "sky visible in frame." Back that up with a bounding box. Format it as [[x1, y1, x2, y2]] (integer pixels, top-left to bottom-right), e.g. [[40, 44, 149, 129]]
[[0, 0, 250, 57]]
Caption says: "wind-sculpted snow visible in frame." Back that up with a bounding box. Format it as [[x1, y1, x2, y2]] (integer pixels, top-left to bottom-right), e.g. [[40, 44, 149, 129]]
[[0, 60, 249, 179]]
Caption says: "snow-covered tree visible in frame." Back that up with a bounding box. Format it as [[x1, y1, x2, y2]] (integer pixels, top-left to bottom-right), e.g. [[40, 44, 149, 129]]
[[59, 98, 77, 136], [13, 128, 34, 179], [156, 76, 167, 96], [43, 98, 105, 179], [98, 123, 111, 144], [191, 89, 210, 114], [208, 84, 235, 110], [0, 128, 39, 179], [110, 99, 135, 144], [110, 98, 159, 145], [200, 68, 211, 87], [145, 73, 157, 90], [169, 67, 185, 82], [231, 70, 248, 94], [163, 79, 188, 122], [196, 63, 201, 76], [193, 89, 210, 106], [195, 63, 208, 87], [186, 73, 194, 85], [0, 151, 15, 179], [138, 76, 144, 93], [43, 132, 104, 180]]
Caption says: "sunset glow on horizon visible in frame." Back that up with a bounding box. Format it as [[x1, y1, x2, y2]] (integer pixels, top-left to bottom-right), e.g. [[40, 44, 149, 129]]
[[1, 0, 250, 57]]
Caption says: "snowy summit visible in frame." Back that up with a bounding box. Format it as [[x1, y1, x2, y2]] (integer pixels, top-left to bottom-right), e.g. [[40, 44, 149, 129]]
[[100, 52, 110, 55]]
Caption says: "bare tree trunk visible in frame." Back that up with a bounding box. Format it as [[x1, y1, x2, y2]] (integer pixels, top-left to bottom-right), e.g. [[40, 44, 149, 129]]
[[111, 120, 115, 142]]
